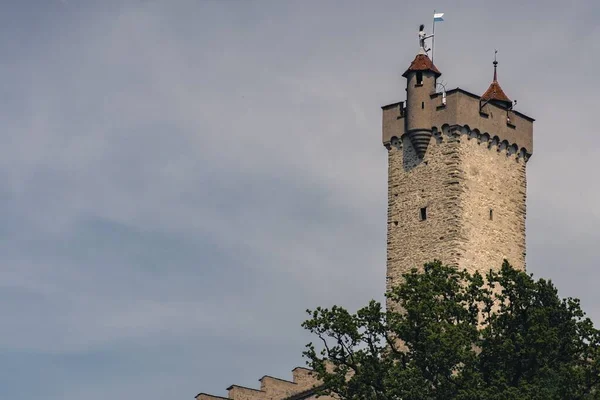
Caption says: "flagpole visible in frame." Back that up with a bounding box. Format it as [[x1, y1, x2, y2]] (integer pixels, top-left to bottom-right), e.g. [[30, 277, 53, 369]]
[[431, 10, 436, 63]]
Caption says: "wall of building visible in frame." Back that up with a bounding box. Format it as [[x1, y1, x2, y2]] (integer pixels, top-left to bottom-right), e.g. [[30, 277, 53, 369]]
[[260, 376, 300, 399], [456, 126, 527, 274], [196, 367, 336, 400], [385, 124, 528, 305], [385, 131, 463, 306]]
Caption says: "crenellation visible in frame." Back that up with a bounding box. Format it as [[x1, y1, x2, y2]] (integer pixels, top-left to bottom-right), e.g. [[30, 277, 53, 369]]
[[290, 368, 321, 391], [196, 367, 328, 400], [260, 376, 299, 400], [227, 385, 266, 400], [382, 89, 533, 156], [196, 394, 230, 400]]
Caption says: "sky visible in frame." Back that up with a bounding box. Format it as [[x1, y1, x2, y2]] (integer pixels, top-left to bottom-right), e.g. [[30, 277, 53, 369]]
[[0, 0, 599, 399]]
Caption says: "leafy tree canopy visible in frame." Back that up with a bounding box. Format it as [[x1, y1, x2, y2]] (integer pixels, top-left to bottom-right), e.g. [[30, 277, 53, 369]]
[[302, 261, 600, 400]]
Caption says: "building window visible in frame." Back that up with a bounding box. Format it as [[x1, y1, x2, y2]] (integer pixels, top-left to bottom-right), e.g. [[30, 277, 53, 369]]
[[489, 209, 493, 220], [416, 71, 423, 85], [420, 207, 427, 221], [421, 101, 425, 109]]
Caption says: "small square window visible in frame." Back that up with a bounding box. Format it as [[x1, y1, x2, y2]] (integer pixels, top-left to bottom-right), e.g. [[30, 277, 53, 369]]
[[420, 207, 427, 221]]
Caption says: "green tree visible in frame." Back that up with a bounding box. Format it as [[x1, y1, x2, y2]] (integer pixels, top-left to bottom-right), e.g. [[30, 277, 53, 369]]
[[302, 261, 600, 400]]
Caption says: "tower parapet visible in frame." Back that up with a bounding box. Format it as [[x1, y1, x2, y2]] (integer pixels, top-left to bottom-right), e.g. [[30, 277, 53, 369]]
[[383, 89, 533, 158], [384, 50, 533, 158]]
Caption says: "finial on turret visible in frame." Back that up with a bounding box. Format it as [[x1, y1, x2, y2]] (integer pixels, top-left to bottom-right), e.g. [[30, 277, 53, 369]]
[[493, 49, 498, 82], [481, 49, 512, 109]]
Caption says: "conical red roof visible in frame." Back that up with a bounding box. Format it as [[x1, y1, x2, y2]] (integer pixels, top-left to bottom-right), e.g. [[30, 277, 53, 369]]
[[481, 59, 511, 107], [402, 54, 442, 78], [481, 81, 511, 105]]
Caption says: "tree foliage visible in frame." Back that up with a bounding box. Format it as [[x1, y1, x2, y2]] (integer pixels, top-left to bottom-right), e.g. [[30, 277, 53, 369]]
[[302, 261, 600, 399]]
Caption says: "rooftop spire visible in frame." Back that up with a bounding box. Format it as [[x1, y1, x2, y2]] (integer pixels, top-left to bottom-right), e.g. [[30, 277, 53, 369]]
[[481, 50, 511, 107], [493, 49, 498, 81]]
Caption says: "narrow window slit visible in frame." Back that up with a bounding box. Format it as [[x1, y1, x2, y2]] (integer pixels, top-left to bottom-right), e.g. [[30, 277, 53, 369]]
[[420, 207, 427, 221]]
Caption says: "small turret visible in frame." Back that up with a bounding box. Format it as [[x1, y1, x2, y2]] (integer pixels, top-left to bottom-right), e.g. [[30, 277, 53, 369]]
[[402, 25, 442, 158], [481, 51, 512, 109]]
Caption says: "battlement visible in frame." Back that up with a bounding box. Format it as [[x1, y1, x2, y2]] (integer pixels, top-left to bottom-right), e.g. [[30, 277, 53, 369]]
[[388, 123, 532, 163], [195, 367, 333, 400], [382, 87, 534, 157]]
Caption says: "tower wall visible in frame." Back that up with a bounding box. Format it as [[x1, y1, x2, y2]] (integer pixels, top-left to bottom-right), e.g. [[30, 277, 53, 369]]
[[457, 130, 527, 275], [385, 134, 463, 296], [384, 88, 533, 304]]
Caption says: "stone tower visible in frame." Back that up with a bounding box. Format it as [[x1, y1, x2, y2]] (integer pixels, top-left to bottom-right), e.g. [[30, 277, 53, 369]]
[[382, 34, 534, 300], [193, 29, 536, 400]]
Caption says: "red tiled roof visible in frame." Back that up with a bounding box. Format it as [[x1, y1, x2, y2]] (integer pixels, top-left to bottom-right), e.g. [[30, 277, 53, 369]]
[[402, 54, 442, 78], [481, 81, 511, 105], [481, 59, 512, 106]]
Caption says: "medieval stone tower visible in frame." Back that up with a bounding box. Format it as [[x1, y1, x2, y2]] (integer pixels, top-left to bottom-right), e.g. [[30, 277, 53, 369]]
[[194, 28, 535, 400], [382, 35, 534, 299]]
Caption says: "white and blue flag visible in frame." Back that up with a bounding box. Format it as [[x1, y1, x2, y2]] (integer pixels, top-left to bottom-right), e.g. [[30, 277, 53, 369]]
[[434, 12, 444, 22]]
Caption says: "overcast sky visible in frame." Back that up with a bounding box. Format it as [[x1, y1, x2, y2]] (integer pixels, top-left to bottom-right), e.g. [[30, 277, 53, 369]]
[[1, 1, 599, 399]]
